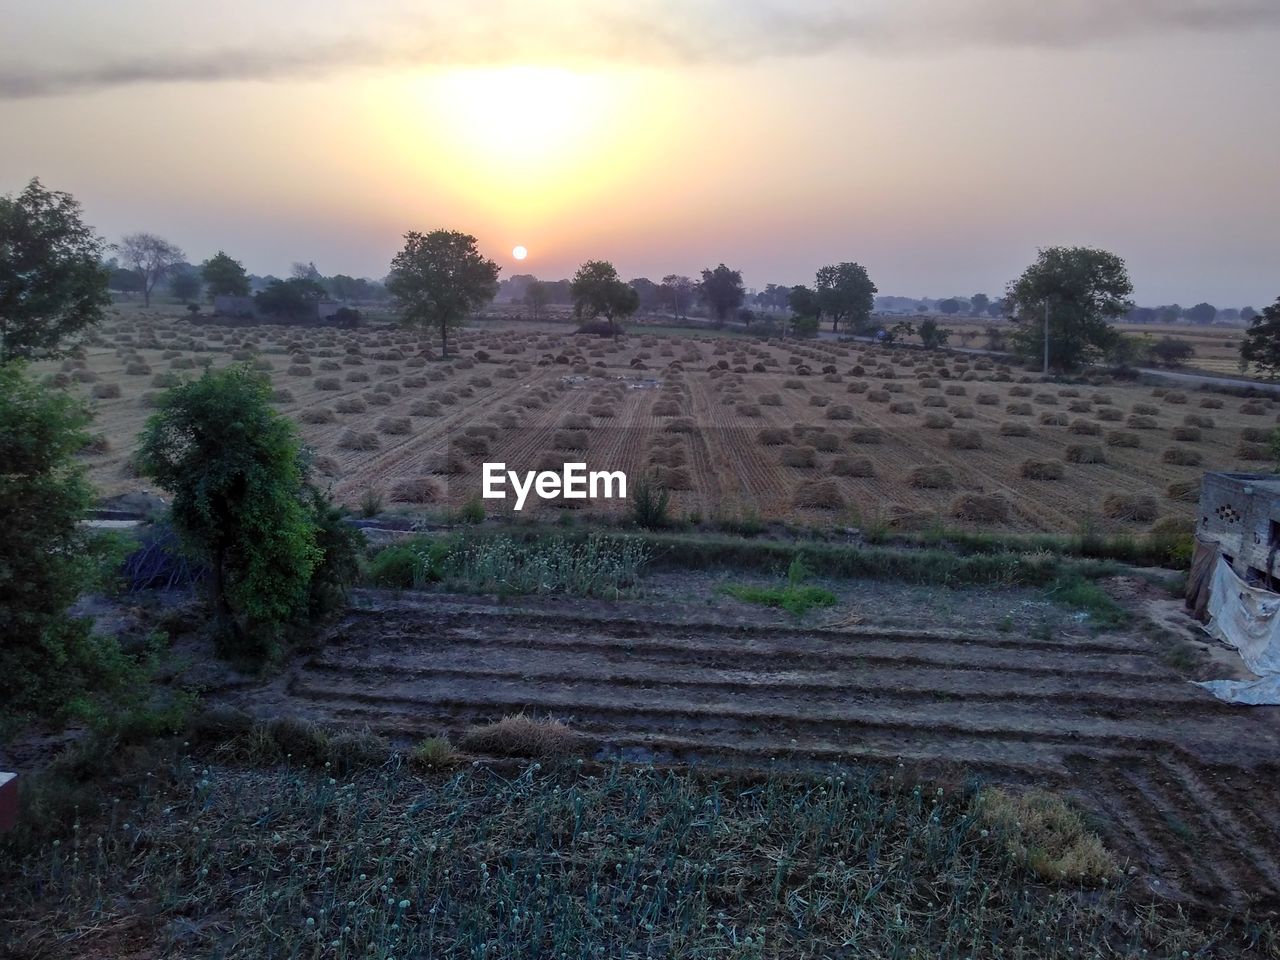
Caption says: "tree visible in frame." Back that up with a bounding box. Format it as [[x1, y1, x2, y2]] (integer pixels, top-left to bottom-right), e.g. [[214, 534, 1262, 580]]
[[571, 260, 639, 335], [0, 178, 109, 361], [169, 269, 201, 302], [1148, 336, 1195, 367], [291, 261, 322, 282], [1220, 308, 1240, 322], [1004, 246, 1133, 373], [788, 285, 820, 330], [969, 293, 990, 317], [629, 277, 664, 312], [1155, 304, 1183, 324], [201, 251, 250, 299], [699, 264, 745, 325], [1241, 306, 1258, 323], [0, 362, 120, 715], [1239, 298, 1280, 379], [524, 279, 550, 320], [986, 299, 1005, 318], [756, 283, 791, 314], [660, 275, 695, 320], [918, 317, 950, 350], [814, 262, 877, 334], [138, 364, 349, 661], [387, 230, 499, 357], [938, 298, 962, 316], [118, 232, 185, 308], [1186, 302, 1218, 325], [255, 277, 326, 319], [1126, 306, 1157, 324]]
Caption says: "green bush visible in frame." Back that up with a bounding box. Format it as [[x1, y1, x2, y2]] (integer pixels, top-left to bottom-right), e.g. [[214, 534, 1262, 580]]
[[628, 471, 670, 530]]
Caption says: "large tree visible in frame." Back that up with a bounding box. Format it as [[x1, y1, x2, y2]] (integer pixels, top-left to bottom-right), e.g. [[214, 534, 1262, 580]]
[[660, 274, 695, 320], [169, 268, 201, 302], [1239, 298, 1280, 379], [788, 285, 820, 327], [698, 264, 745, 325], [571, 260, 639, 335], [387, 230, 499, 357], [524, 279, 551, 321], [1186, 302, 1218, 325], [1004, 246, 1133, 373], [255, 277, 326, 319], [118, 232, 185, 307], [0, 178, 108, 361], [937, 298, 962, 316], [969, 293, 990, 317], [201, 250, 250, 299], [814, 262, 877, 333]]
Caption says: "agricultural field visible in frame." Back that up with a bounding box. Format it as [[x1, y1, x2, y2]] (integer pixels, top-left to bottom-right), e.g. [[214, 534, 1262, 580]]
[[42, 310, 1280, 535]]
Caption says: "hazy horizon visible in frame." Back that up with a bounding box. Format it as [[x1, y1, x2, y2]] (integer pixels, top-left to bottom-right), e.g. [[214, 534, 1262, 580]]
[[2, 0, 1277, 306]]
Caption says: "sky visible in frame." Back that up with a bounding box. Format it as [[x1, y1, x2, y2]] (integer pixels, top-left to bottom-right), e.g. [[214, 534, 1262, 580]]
[[1, 0, 1277, 306]]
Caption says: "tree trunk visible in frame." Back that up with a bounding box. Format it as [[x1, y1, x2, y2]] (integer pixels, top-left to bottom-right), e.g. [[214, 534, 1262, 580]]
[[211, 543, 234, 635]]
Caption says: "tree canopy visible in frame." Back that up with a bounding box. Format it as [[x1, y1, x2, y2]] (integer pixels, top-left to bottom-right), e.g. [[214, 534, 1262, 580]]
[[201, 251, 250, 299], [0, 178, 109, 361], [1004, 246, 1133, 372], [118, 232, 185, 307], [969, 293, 990, 316], [660, 275, 695, 320], [698, 264, 745, 324], [938, 298, 962, 316], [523, 279, 551, 320], [255, 277, 326, 319], [814, 262, 877, 333], [571, 260, 639, 334], [1239, 298, 1280, 379], [387, 230, 499, 357]]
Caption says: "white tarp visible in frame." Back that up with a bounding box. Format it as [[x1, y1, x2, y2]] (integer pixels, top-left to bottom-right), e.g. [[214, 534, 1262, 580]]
[[1194, 556, 1280, 705]]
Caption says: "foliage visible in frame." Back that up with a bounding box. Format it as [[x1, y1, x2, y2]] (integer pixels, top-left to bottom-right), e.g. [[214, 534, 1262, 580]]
[[698, 263, 746, 324], [430, 534, 651, 598], [200, 250, 250, 299], [918, 316, 951, 349], [660, 274, 696, 319], [814, 261, 877, 334], [359, 488, 383, 518], [457, 496, 487, 525], [1047, 572, 1129, 628], [5, 759, 1251, 959], [570, 260, 639, 334], [117, 232, 185, 308], [303, 488, 364, 619], [1239, 298, 1280, 379], [628, 471, 670, 529], [1147, 335, 1195, 367], [137, 364, 323, 661], [254, 277, 326, 319], [938, 297, 962, 315], [168, 268, 201, 302], [0, 178, 109, 361], [0, 362, 130, 718], [387, 229, 500, 356], [723, 555, 837, 615], [523, 278, 550, 320], [1004, 246, 1134, 372]]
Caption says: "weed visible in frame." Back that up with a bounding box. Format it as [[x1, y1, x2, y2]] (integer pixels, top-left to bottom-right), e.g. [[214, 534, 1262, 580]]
[[628, 471, 671, 530], [1048, 573, 1129, 628], [412, 735, 459, 768]]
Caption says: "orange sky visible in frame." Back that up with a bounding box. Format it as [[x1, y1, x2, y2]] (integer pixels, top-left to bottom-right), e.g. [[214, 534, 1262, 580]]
[[1, 1, 1278, 305]]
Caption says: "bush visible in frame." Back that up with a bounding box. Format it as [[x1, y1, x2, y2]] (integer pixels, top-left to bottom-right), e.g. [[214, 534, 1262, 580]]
[[629, 472, 670, 530]]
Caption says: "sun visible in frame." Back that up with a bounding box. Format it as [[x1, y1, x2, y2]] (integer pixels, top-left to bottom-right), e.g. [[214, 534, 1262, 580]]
[[512, 245, 528, 261]]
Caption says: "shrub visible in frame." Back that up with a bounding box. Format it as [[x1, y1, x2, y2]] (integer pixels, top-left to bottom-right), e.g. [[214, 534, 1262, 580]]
[[359, 489, 384, 518], [1021, 459, 1064, 480], [908, 464, 953, 489], [412, 736, 459, 769], [629, 472, 670, 530]]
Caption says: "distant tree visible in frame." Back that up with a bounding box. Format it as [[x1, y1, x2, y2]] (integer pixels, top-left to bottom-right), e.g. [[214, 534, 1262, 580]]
[[788, 285, 820, 331], [1220, 307, 1240, 322], [814, 262, 877, 333], [387, 230, 499, 357], [0, 178, 109, 361], [571, 260, 639, 335], [986, 299, 1005, 318], [880, 320, 915, 346], [169, 269, 201, 302], [660, 275, 695, 320], [938, 298, 962, 316], [138, 364, 359, 661], [628, 277, 664, 312], [791, 315, 819, 338], [699, 264, 746, 325], [255, 277, 327, 320], [969, 293, 990, 317], [1004, 246, 1133, 372], [918, 302, 931, 313], [524, 279, 550, 320], [0, 362, 122, 716], [1240, 306, 1259, 323], [201, 251, 250, 299], [918, 317, 950, 350], [1148, 336, 1195, 367], [108, 266, 144, 295], [1155, 304, 1183, 324], [1126, 306, 1157, 324], [1186, 302, 1218, 325], [1239, 298, 1280, 379], [118, 232, 185, 308], [291, 261, 322, 282]]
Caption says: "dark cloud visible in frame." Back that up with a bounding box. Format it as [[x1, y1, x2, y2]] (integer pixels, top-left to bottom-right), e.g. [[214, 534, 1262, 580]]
[[2, 0, 1277, 99]]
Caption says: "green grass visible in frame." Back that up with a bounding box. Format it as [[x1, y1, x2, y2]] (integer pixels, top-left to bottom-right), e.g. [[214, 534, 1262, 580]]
[[4, 746, 1266, 959], [1047, 572, 1130, 629], [723, 582, 837, 615]]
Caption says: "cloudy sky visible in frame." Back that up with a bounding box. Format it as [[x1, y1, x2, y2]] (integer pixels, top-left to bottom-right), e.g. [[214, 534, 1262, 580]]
[[2, 0, 1277, 305]]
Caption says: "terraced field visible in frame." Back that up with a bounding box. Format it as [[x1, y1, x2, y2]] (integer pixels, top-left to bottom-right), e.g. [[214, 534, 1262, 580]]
[[221, 587, 1280, 912]]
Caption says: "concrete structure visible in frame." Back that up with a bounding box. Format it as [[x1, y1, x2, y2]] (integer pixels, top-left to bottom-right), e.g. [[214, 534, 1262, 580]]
[[1196, 472, 1280, 583]]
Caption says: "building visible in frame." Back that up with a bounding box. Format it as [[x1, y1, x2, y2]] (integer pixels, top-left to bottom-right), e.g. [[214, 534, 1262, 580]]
[[1195, 472, 1280, 583]]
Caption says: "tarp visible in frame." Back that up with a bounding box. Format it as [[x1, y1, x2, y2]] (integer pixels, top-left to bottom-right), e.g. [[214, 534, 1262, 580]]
[[1194, 556, 1280, 705], [1184, 536, 1220, 623]]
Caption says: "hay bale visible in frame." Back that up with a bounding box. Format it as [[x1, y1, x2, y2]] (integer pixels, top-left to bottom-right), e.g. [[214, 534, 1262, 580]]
[[1005, 402, 1033, 416], [1166, 480, 1199, 502], [299, 407, 336, 424], [908, 463, 954, 489], [947, 429, 982, 449], [780, 445, 817, 468], [975, 392, 999, 405], [287, 364, 313, 377], [1102, 493, 1158, 522], [1162, 447, 1202, 466], [813, 431, 840, 452], [759, 393, 783, 406], [391, 476, 444, 503], [314, 377, 341, 391], [454, 433, 489, 455], [1009, 385, 1032, 397], [409, 399, 442, 417], [1105, 431, 1140, 448], [1236, 441, 1269, 461], [1067, 400, 1092, 413], [124, 361, 151, 375], [923, 412, 954, 430], [999, 421, 1031, 437], [866, 389, 890, 403], [1171, 426, 1201, 442], [91, 382, 121, 399], [1240, 427, 1271, 443], [1241, 401, 1268, 416], [1095, 407, 1123, 421], [808, 394, 831, 407], [1066, 444, 1106, 464], [793, 478, 845, 510], [889, 401, 917, 414], [1021, 459, 1064, 480], [1126, 415, 1157, 430], [1070, 418, 1101, 436], [345, 370, 370, 383], [757, 427, 789, 446], [1199, 397, 1223, 409], [848, 427, 883, 444], [825, 404, 854, 420], [832, 456, 875, 477], [553, 429, 589, 451], [951, 493, 1010, 523], [1038, 412, 1069, 426], [338, 429, 379, 451], [335, 397, 367, 414], [377, 416, 412, 436], [1163, 392, 1188, 405]]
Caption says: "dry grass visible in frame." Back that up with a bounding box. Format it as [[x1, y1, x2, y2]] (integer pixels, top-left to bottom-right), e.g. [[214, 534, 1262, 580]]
[[831, 456, 875, 477], [1105, 431, 1140, 448], [458, 713, 586, 759], [90, 382, 121, 399], [792, 478, 845, 510], [1065, 444, 1106, 464], [299, 407, 336, 424], [780, 445, 817, 469], [335, 397, 367, 414], [977, 788, 1117, 884], [1102, 492, 1158, 521], [999, 421, 1031, 437], [338, 429, 380, 451], [1161, 447, 1202, 466], [377, 416, 413, 436], [1236, 441, 1270, 461], [947, 429, 983, 449], [951, 493, 1011, 522], [908, 464, 953, 489], [390, 476, 444, 503], [922, 412, 954, 430]]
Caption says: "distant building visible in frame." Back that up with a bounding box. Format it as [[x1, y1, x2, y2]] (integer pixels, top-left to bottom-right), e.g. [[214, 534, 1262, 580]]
[[212, 295, 345, 325], [1196, 472, 1280, 583]]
